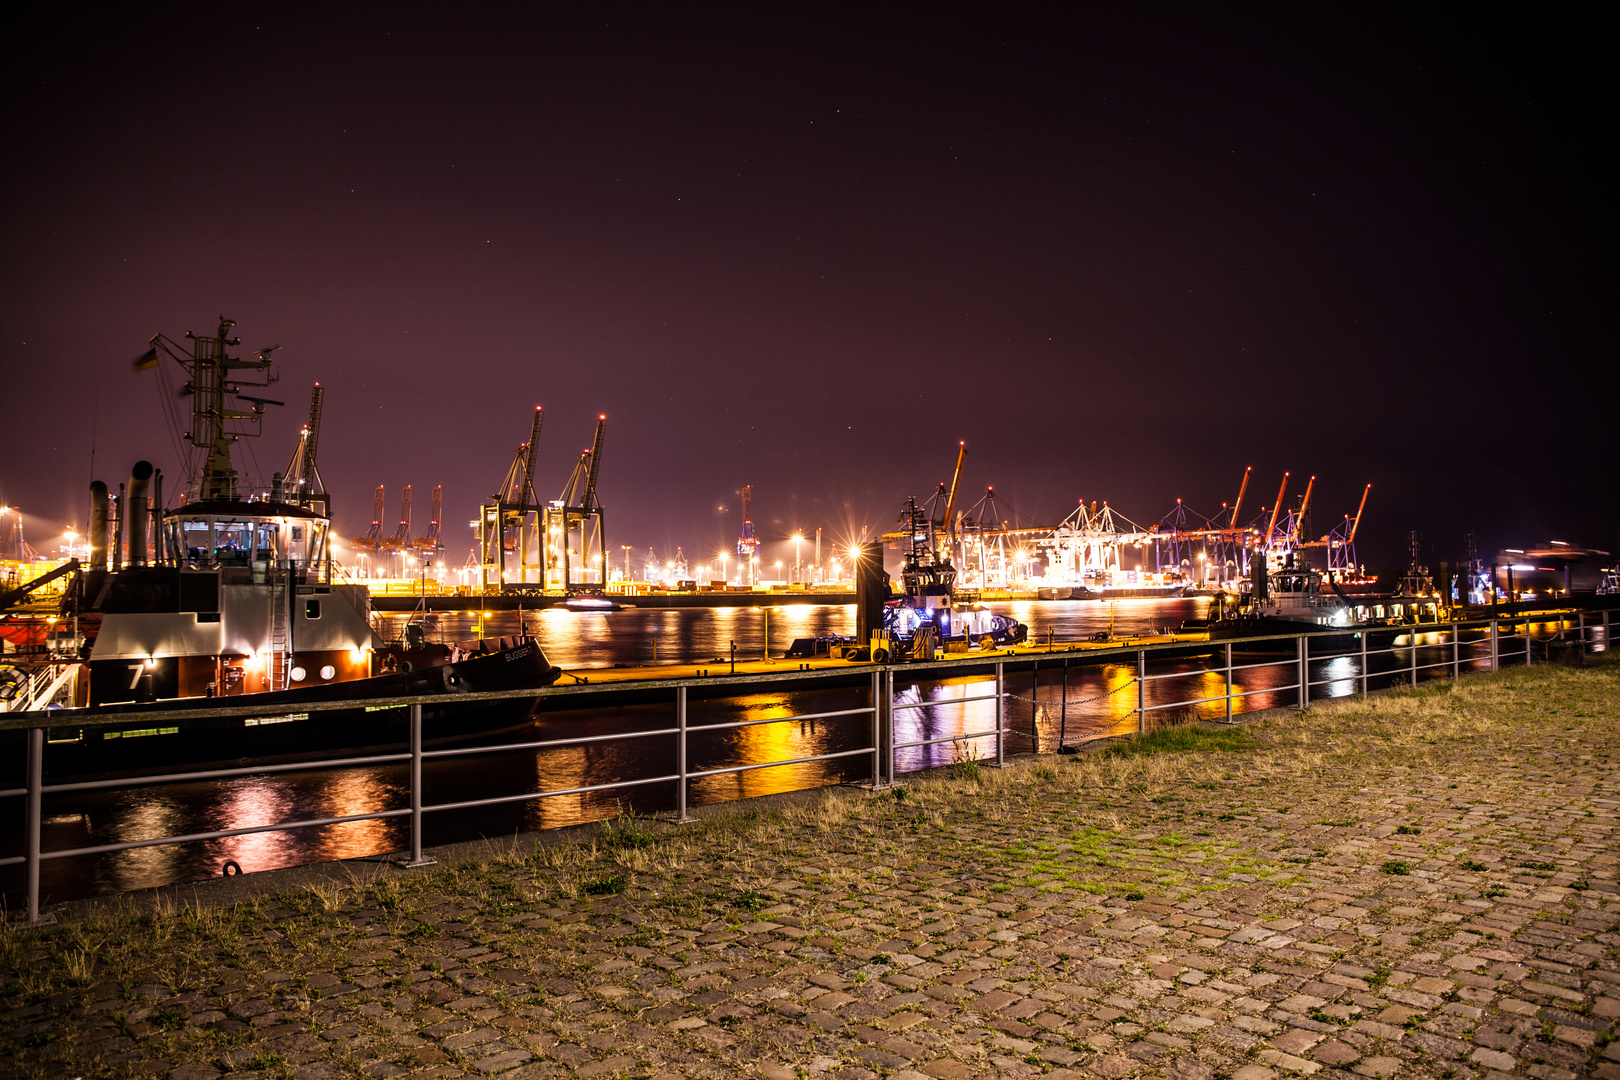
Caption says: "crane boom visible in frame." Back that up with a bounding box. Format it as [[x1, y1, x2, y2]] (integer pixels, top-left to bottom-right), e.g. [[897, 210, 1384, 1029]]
[[1293, 475, 1315, 542], [1265, 472, 1290, 547], [1230, 466, 1251, 530], [520, 406, 543, 510], [304, 384, 324, 475], [583, 414, 606, 510], [940, 441, 966, 545], [1349, 483, 1371, 543]]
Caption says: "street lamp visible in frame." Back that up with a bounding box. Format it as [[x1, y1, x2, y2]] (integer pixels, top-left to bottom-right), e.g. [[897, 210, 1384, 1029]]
[[793, 535, 803, 586], [719, 551, 728, 585]]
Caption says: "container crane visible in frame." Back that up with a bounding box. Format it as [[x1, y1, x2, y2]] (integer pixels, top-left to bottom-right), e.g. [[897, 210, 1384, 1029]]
[[352, 485, 384, 553], [412, 485, 444, 560], [382, 485, 412, 552], [479, 407, 545, 590], [543, 414, 608, 592]]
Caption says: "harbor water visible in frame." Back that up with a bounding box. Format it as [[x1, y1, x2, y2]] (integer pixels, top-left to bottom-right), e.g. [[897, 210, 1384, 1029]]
[[2, 599, 1509, 906]]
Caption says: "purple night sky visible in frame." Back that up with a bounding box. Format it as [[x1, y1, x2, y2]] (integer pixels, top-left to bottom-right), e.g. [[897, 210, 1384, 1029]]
[[1, 6, 1610, 570]]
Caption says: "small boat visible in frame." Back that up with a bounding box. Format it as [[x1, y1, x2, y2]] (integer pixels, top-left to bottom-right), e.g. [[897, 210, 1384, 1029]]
[[560, 594, 631, 612]]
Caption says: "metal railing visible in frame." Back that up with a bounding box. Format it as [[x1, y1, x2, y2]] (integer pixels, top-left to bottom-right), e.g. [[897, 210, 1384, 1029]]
[[1, 606, 1613, 924]]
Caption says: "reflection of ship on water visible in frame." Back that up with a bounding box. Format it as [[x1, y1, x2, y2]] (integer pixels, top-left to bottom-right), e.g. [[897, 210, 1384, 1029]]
[[19, 317, 560, 773]]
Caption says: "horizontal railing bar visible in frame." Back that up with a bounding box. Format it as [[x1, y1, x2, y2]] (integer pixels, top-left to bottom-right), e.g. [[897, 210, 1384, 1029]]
[[40, 807, 414, 861], [689, 706, 875, 733], [1142, 692, 1235, 712], [689, 745, 878, 779], [1229, 659, 1296, 673], [894, 729, 1004, 751], [0, 788, 24, 799], [892, 693, 1002, 712], [424, 773, 682, 813], [44, 752, 415, 795], [423, 726, 679, 760], [0, 856, 21, 866], [1139, 668, 1225, 682]]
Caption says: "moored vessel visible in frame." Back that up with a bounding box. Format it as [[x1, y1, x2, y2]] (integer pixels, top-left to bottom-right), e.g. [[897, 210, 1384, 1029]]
[[29, 318, 561, 767]]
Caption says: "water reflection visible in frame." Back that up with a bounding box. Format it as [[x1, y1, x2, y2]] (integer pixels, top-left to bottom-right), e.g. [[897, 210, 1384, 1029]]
[[12, 605, 1567, 907]]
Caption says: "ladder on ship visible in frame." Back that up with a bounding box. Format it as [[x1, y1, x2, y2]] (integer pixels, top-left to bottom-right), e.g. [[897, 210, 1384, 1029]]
[[270, 576, 289, 691]]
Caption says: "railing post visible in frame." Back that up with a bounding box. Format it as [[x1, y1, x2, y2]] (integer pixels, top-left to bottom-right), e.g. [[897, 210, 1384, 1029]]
[[675, 686, 693, 821], [1452, 622, 1460, 680], [869, 671, 884, 790], [884, 669, 895, 784], [1137, 650, 1146, 732], [1524, 617, 1532, 666], [994, 662, 1005, 767], [1029, 659, 1039, 754], [400, 703, 436, 867], [1490, 618, 1499, 670], [1578, 611, 1586, 655], [1410, 627, 1418, 687], [1360, 629, 1368, 697], [26, 727, 53, 926], [1224, 642, 1233, 723], [1297, 635, 1307, 710]]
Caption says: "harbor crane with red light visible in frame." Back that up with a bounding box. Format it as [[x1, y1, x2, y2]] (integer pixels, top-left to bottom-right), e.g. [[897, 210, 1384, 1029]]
[[479, 406, 546, 590], [544, 414, 608, 591], [352, 486, 384, 554]]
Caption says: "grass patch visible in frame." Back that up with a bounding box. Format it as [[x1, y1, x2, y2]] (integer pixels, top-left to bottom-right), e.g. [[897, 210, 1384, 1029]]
[[1381, 860, 1411, 875], [584, 873, 626, 896], [1104, 726, 1258, 758]]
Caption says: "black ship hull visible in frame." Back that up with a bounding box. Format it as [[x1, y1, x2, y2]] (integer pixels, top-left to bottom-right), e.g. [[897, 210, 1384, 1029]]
[[37, 642, 562, 780]]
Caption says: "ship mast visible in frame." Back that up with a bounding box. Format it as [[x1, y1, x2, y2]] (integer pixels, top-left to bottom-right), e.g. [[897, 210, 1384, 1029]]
[[147, 316, 282, 501]]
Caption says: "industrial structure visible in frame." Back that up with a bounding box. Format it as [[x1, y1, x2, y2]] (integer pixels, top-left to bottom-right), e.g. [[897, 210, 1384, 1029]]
[[478, 408, 608, 593]]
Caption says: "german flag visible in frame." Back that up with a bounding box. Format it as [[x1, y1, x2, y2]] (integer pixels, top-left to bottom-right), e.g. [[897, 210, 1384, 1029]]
[[132, 347, 158, 371]]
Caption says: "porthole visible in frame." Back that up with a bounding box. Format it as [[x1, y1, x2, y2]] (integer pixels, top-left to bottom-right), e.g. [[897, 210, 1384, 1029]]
[[290, 666, 307, 682], [319, 665, 336, 680]]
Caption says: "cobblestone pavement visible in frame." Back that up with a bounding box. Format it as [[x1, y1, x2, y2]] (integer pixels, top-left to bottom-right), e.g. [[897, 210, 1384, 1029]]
[[3, 661, 1617, 1080]]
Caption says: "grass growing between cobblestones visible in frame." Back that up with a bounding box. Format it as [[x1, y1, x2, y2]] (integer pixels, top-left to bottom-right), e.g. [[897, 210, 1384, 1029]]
[[3, 658, 1618, 1080]]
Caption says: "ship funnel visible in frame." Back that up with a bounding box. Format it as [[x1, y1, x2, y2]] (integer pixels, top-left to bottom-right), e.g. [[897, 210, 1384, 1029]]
[[127, 461, 154, 567], [88, 480, 109, 571]]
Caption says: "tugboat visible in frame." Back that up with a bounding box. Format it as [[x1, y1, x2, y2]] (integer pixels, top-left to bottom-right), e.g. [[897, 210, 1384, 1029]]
[[883, 496, 1027, 653], [40, 318, 561, 772], [785, 495, 1027, 662], [1189, 552, 1371, 642]]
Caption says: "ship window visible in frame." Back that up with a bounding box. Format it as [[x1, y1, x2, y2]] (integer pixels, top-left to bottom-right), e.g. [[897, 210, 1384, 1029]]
[[290, 666, 307, 682], [305, 599, 322, 619], [319, 665, 335, 680]]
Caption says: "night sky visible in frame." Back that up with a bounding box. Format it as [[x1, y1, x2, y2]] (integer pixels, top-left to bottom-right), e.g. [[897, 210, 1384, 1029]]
[[2, 5, 1611, 571]]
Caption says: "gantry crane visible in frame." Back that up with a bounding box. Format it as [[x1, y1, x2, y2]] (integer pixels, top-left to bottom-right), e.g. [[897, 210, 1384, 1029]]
[[543, 414, 607, 591], [479, 407, 546, 590], [352, 486, 384, 554], [412, 486, 445, 562]]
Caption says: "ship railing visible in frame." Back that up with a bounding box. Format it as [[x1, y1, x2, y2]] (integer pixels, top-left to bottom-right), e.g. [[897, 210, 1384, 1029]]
[[0, 606, 1614, 924]]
